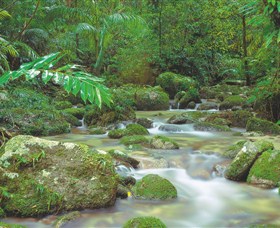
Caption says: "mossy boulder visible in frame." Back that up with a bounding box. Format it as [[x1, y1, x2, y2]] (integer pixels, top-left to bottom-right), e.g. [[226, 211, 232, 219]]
[[108, 124, 149, 139], [219, 95, 245, 110], [167, 114, 195, 124], [132, 174, 177, 200], [135, 118, 153, 129], [175, 89, 201, 109], [54, 211, 81, 228], [246, 117, 280, 135], [108, 149, 140, 168], [120, 135, 149, 146], [0, 135, 118, 217], [224, 140, 274, 181], [150, 135, 179, 149], [62, 113, 82, 127], [134, 87, 169, 111], [194, 122, 231, 132], [156, 71, 197, 98], [223, 140, 247, 159], [0, 88, 70, 136], [53, 101, 72, 110], [62, 108, 85, 119], [123, 216, 167, 228], [247, 150, 280, 188]]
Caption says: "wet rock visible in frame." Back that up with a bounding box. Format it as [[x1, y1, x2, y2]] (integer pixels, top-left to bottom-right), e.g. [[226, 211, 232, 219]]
[[54, 211, 81, 228], [135, 118, 153, 128], [158, 125, 182, 132], [123, 216, 167, 228], [120, 176, 136, 186], [187, 101, 196, 109], [246, 117, 280, 135], [0, 135, 118, 217], [242, 132, 264, 137], [219, 95, 245, 110], [108, 150, 140, 168], [132, 174, 177, 200], [150, 135, 179, 149], [116, 184, 129, 199], [247, 150, 280, 188], [138, 157, 169, 169], [167, 114, 194, 124], [223, 140, 247, 159], [89, 127, 106, 135], [197, 102, 218, 110], [224, 140, 274, 181], [120, 135, 149, 146]]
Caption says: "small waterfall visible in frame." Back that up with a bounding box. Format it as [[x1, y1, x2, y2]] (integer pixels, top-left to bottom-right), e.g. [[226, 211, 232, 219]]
[[177, 102, 180, 109], [77, 117, 86, 130], [115, 164, 135, 177]]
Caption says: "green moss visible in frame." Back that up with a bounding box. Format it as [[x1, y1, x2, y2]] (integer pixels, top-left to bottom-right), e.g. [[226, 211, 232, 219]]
[[54, 211, 81, 228], [120, 135, 149, 146], [247, 150, 280, 187], [175, 88, 201, 109], [123, 216, 167, 228], [219, 95, 245, 110], [108, 124, 149, 139], [223, 140, 247, 159], [194, 122, 231, 132], [53, 101, 72, 110], [132, 174, 177, 200], [89, 127, 106, 135], [62, 108, 85, 119], [108, 149, 139, 168], [246, 117, 280, 135], [0, 222, 27, 228], [62, 113, 81, 127]]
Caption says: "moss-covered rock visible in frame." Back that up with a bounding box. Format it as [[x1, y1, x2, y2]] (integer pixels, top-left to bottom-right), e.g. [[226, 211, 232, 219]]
[[150, 135, 179, 149], [135, 118, 153, 129], [123, 216, 167, 228], [223, 140, 247, 159], [108, 124, 149, 139], [0, 88, 70, 136], [247, 150, 280, 188], [0, 222, 27, 228], [62, 112, 82, 127], [156, 71, 197, 98], [0, 135, 118, 217], [194, 122, 231, 132], [224, 140, 274, 181], [53, 101, 72, 110], [62, 108, 85, 119], [219, 95, 245, 110], [246, 117, 280, 135], [117, 184, 129, 199], [135, 86, 169, 111], [167, 114, 195, 124], [132, 174, 177, 200], [54, 211, 81, 228], [120, 135, 149, 146], [108, 149, 140, 168], [175, 89, 201, 109]]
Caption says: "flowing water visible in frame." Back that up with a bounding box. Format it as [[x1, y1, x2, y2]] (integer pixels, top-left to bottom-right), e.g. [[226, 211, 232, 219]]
[[2, 110, 280, 227]]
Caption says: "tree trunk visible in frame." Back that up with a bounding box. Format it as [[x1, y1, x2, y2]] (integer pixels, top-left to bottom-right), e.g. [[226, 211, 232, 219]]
[[242, 15, 250, 86]]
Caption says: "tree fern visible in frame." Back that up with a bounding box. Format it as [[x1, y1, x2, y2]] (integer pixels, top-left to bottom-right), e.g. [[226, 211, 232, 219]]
[[0, 52, 112, 107]]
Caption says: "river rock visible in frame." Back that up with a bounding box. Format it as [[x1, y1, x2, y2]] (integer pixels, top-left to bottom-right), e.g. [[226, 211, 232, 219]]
[[158, 125, 182, 132], [0, 135, 118, 217], [246, 117, 280, 135], [187, 101, 196, 109], [54, 211, 81, 228], [194, 122, 231, 132], [150, 135, 179, 149], [108, 149, 140, 168], [197, 102, 218, 110], [132, 174, 177, 200], [135, 118, 153, 128], [247, 150, 280, 188], [224, 140, 274, 181]]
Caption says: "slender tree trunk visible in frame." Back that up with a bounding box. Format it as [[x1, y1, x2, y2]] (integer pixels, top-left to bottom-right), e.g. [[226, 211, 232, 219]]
[[159, 0, 163, 58], [242, 15, 250, 86]]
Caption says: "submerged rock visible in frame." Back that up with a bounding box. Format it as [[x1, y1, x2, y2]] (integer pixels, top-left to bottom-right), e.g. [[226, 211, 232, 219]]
[[194, 122, 231, 132], [123, 216, 167, 228], [247, 150, 280, 188], [54, 211, 81, 228], [224, 140, 274, 181], [150, 135, 179, 149], [158, 125, 182, 132], [0, 135, 118, 217], [132, 174, 177, 200]]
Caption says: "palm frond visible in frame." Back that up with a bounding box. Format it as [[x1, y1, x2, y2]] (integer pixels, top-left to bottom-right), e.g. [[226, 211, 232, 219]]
[[76, 23, 98, 35]]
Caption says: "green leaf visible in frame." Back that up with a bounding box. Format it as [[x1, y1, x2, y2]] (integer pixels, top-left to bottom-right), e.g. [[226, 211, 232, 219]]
[[72, 78, 81, 95], [0, 72, 11, 85], [42, 70, 53, 84]]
